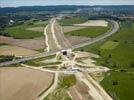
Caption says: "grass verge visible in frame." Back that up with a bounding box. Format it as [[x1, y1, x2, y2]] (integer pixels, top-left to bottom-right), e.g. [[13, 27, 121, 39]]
[[5, 20, 47, 39], [65, 23, 111, 38], [24, 55, 56, 66]]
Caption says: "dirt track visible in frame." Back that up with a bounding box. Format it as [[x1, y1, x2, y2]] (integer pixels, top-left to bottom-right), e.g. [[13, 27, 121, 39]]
[[0, 67, 53, 100]]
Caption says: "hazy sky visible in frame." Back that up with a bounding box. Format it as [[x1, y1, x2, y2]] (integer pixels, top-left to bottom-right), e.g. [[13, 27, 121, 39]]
[[0, 0, 134, 7]]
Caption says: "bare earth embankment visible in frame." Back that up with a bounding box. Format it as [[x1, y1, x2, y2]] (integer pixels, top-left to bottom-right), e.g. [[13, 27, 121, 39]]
[[74, 20, 108, 27], [62, 25, 91, 46], [0, 67, 53, 100], [65, 35, 91, 46], [62, 26, 86, 33]]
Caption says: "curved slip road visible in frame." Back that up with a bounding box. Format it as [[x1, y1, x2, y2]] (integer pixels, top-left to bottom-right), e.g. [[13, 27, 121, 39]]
[[71, 20, 119, 49]]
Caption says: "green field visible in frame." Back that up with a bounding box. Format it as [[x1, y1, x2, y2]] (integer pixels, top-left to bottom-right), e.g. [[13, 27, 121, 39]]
[[5, 21, 46, 39], [77, 21, 134, 100], [59, 74, 76, 88], [101, 71, 134, 100], [65, 25, 111, 38], [44, 75, 76, 100], [59, 15, 89, 26], [100, 41, 119, 50], [0, 55, 14, 63], [24, 55, 56, 66]]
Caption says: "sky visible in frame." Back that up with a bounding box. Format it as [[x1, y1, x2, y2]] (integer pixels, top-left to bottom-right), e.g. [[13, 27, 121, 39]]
[[0, 0, 134, 7]]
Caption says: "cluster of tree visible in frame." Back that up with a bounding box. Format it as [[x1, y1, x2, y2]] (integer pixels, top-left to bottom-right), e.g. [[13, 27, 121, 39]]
[[81, 5, 134, 15], [0, 6, 78, 13], [0, 55, 15, 63], [1, 5, 134, 14], [130, 62, 134, 68], [0, 31, 10, 37], [0, 23, 11, 37], [0, 11, 51, 28], [112, 80, 118, 85], [100, 54, 118, 68], [1, 5, 134, 28]]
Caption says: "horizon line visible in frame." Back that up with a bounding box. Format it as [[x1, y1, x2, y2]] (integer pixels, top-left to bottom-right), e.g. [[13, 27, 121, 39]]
[[1, 4, 134, 8]]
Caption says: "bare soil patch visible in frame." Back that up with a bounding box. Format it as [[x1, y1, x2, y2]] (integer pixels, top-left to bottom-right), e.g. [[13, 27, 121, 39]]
[[0, 45, 38, 56], [0, 67, 53, 100], [74, 20, 108, 27], [62, 26, 86, 33], [65, 35, 90, 46], [100, 41, 119, 50], [68, 82, 93, 100], [0, 36, 46, 50], [27, 27, 44, 32]]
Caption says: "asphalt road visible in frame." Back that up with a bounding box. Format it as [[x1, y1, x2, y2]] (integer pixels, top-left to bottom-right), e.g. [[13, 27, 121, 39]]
[[0, 19, 119, 67]]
